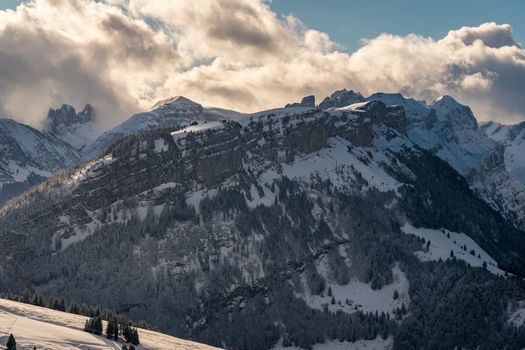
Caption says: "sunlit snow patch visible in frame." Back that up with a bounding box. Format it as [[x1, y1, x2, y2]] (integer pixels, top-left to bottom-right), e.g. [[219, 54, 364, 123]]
[[171, 121, 224, 140]]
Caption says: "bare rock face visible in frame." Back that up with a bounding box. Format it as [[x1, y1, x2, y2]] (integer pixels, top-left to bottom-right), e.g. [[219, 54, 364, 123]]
[[285, 95, 316, 108], [45, 104, 95, 134], [468, 145, 525, 230]]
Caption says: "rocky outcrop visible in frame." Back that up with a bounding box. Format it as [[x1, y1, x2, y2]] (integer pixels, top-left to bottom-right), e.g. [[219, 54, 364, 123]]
[[45, 104, 95, 134], [319, 89, 364, 109], [285, 95, 316, 108]]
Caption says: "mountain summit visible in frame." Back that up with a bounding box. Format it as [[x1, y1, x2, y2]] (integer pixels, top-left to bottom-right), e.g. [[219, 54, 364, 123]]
[[83, 96, 243, 159], [319, 89, 365, 109], [151, 96, 203, 111]]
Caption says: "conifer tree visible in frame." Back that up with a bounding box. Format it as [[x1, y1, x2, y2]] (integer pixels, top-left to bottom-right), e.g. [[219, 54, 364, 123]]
[[6, 334, 16, 350], [93, 316, 103, 335], [123, 324, 132, 342], [113, 322, 120, 341], [106, 318, 117, 339], [84, 319, 93, 333], [393, 289, 399, 300], [58, 298, 66, 311], [131, 328, 140, 345]]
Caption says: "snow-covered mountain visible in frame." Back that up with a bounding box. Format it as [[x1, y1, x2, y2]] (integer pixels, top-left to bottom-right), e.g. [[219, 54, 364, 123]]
[[0, 298, 220, 350], [481, 120, 525, 185], [44, 104, 103, 153], [0, 117, 81, 206], [0, 98, 245, 206], [362, 92, 525, 230], [1, 100, 524, 349], [84, 96, 244, 159]]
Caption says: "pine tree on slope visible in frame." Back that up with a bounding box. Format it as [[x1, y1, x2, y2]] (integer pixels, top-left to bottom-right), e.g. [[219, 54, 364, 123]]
[[6, 334, 16, 350]]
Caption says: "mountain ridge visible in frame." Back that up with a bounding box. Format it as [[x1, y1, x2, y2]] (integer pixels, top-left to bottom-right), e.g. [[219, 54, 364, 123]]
[[1, 99, 525, 349]]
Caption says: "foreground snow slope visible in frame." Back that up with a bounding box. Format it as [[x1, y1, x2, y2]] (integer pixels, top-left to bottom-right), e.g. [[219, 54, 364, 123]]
[[0, 298, 220, 350]]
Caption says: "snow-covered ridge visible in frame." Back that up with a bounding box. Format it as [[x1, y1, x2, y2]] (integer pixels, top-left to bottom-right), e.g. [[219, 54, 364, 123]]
[[83, 96, 244, 160], [364, 91, 525, 230], [0, 118, 80, 186], [0, 298, 221, 350], [2, 89, 524, 232]]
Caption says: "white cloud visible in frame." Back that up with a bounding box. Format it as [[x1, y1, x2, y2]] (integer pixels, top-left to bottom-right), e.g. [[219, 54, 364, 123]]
[[0, 1, 524, 126], [347, 22, 525, 122]]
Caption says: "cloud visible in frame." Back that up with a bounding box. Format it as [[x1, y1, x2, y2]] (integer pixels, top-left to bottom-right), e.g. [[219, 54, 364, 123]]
[[347, 22, 525, 122], [0, 0, 180, 127], [0, 0, 524, 127]]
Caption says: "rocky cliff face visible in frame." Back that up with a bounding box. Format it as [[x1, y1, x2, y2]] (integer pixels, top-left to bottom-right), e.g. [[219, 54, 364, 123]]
[[482, 120, 525, 185], [285, 95, 316, 108], [44, 104, 101, 153], [5, 101, 405, 216], [45, 104, 95, 134], [467, 144, 525, 228], [1, 100, 525, 350]]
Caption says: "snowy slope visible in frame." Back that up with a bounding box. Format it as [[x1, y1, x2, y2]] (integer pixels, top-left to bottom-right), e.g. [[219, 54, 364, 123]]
[[295, 262, 410, 316], [0, 118, 81, 206], [366, 93, 429, 123], [365, 92, 525, 229], [0, 298, 220, 350], [272, 337, 393, 350], [401, 224, 504, 275], [366, 93, 497, 174], [481, 121, 525, 185], [84, 97, 244, 159]]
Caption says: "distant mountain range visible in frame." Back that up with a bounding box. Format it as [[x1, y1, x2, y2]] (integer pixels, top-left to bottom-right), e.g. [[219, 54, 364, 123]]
[[1, 89, 525, 349], [2, 90, 524, 229]]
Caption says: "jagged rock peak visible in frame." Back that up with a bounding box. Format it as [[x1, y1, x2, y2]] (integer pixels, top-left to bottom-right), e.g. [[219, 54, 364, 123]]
[[285, 95, 316, 108], [319, 89, 365, 109], [45, 103, 95, 133]]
